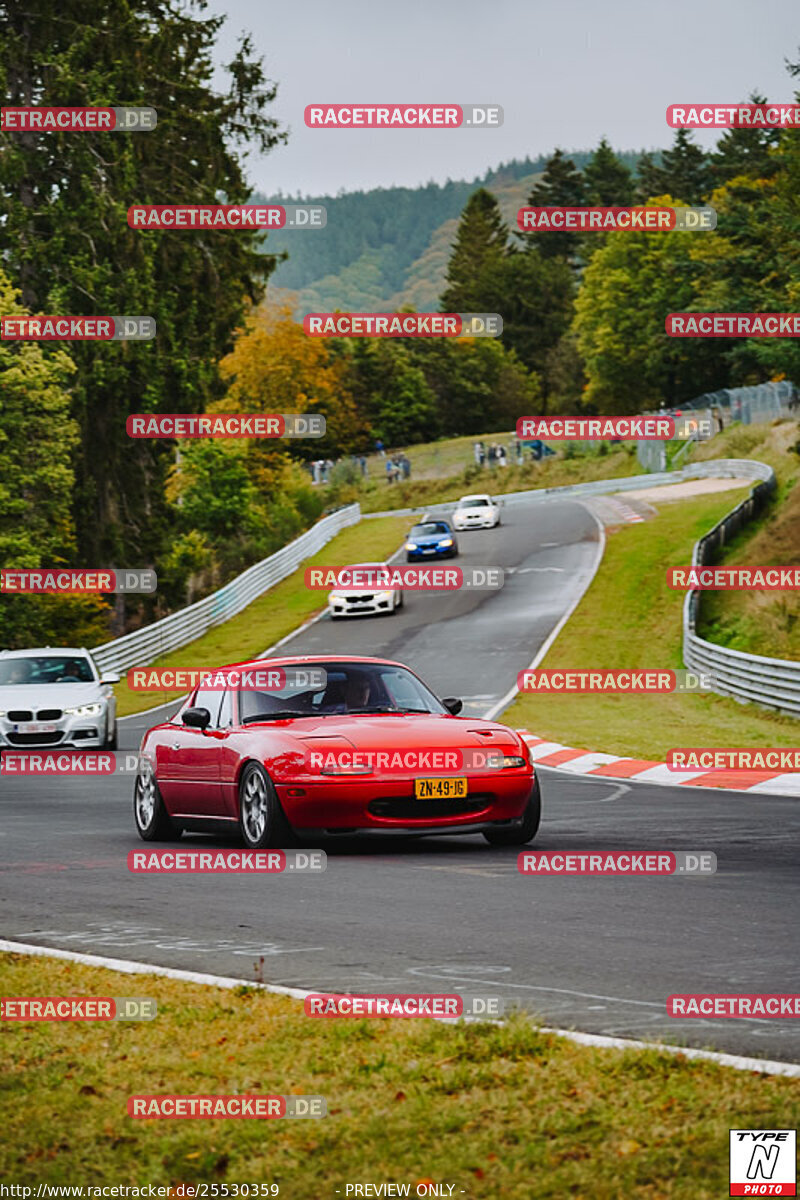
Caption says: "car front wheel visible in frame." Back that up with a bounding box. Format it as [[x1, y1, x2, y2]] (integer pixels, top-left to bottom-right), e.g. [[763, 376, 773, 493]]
[[483, 776, 541, 846], [239, 762, 293, 849], [134, 764, 181, 841]]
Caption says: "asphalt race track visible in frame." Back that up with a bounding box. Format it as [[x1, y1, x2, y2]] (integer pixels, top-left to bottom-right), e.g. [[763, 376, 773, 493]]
[[2, 498, 797, 1063]]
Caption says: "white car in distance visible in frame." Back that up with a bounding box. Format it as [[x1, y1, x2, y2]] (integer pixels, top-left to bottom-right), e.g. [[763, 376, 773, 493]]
[[328, 563, 403, 619], [451, 494, 502, 531]]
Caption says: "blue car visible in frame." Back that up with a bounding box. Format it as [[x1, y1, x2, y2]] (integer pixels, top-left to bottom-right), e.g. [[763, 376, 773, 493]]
[[405, 519, 459, 562]]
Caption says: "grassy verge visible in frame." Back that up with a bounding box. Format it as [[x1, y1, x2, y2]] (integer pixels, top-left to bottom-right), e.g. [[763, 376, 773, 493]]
[[504, 489, 800, 758], [690, 419, 800, 660], [113, 516, 409, 717], [351, 445, 642, 514], [2, 953, 797, 1196]]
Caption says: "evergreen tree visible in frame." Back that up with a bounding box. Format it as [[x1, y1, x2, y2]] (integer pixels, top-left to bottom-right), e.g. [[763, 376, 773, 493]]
[[583, 138, 635, 205], [521, 148, 587, 260], [478, 248, 575, 387], [657, 130, 712, 203], [711, 94, 782, 184], [0, 0, 285, 591], [634, 151, 667, 202], [439, 189, 509, 312]]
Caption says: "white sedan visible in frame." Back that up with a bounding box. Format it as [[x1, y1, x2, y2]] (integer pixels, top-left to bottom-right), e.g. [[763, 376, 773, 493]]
[[451, 494, 501, 530], [328, 563, 403, 619], [0, 647, 119, 750]]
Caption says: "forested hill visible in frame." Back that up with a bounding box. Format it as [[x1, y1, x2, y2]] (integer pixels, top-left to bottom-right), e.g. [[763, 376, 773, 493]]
[[254, 150, 646, 314]]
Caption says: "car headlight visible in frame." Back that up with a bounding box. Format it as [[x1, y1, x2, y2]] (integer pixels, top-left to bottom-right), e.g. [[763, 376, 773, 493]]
[[375, 590, 394, 600], [483, 754, 527, 769], [438, 538, 454, 547], [64, 702, 104, 717], [405, 541, 417, 551]]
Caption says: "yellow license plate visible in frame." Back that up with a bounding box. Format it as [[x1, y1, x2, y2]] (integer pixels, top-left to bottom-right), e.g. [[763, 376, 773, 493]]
[[414, 777, 468, 799]]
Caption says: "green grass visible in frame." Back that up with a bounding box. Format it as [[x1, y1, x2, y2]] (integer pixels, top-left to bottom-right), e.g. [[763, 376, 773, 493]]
[[113, 516, 409, 717], [2, 953, 797, 1196], [351, 445, 642, 514], [504, 489, 800, 758], [690, 419, 800, 660]]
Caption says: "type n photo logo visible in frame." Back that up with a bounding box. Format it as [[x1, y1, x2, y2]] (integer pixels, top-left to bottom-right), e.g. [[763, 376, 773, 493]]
[[729, 1130, 796, 1196]]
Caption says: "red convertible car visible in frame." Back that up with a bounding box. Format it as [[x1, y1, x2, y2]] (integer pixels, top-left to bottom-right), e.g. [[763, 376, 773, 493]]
[[133, 656, 540, 848]]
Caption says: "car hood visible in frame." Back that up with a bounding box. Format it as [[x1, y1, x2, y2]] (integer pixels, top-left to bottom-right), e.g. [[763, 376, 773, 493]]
[[408, 533, 451, 545], [0, 682, 103, 709], [292, 714, 519, 751]]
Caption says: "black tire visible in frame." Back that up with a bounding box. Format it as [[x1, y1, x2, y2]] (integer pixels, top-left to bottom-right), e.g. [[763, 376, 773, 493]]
[[105, 715, 118, 750], [483, 776, 541, 846], [238, 761, 294, 849], [134, 764, 181, 841]]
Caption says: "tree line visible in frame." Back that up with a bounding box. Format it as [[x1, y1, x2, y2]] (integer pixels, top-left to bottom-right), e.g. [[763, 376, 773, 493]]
[[1, 0, 796, 646]]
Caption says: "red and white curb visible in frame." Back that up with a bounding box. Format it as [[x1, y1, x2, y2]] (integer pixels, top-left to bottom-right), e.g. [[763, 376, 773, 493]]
[[518, 732, 800, 797], [586, 494, 649, 526]]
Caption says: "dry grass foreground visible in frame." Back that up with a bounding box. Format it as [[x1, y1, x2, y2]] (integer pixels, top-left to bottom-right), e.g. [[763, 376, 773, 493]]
[[2, 952, 798, 1196]]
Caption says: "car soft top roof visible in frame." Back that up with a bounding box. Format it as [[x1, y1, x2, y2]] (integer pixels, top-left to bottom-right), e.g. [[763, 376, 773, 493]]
[[202, 653, 409, 677], [0, 646, 90, 658]]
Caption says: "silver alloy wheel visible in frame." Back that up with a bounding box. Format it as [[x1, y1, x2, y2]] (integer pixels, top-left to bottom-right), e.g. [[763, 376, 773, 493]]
[[135, 768, 156, 829], [242, 770, 268, 842]]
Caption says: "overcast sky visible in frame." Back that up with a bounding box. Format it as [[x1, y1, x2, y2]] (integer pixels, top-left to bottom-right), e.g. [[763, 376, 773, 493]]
[[208, 0, 799, 196]]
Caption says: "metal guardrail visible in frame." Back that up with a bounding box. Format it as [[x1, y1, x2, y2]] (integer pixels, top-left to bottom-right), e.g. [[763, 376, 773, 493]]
[[368, 458, 798, 717], [91, 504, 362, 675], [682, 465, 800, 717], [364, 459, 770, 519], [91, 453, 797, 716], [680, 379, 797, 423]]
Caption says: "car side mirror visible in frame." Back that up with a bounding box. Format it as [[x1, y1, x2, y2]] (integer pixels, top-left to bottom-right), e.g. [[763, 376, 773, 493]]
[[182, 706, 211, 730], [442, 697, 462, 715], [100, 673, 120, 685]]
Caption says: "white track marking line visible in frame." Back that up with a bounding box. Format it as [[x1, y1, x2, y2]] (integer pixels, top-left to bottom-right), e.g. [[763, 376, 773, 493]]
[[483, 504, 606, 723], [2, 939, 797, 1078]]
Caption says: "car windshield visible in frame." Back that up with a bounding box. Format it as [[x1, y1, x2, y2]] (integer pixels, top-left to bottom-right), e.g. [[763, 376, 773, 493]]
[[0, 656, 95, 685], [462, 499, 489, 508], [238, 661, 446, 721], [410, 523, 450, 537]]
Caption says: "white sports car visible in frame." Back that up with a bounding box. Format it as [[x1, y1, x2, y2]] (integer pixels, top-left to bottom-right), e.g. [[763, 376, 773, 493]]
[[0, 647, 120, 750], [328, 563, 403, 619], [451, 494, 501, 530]]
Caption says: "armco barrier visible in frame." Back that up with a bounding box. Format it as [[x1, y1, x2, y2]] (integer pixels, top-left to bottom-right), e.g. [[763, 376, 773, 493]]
[[682, 467, 800, 717], [364, 458, 771, 520], [91, 457, 797, 715], [368, 458, 798, 717], [91, 504, 361, 675]]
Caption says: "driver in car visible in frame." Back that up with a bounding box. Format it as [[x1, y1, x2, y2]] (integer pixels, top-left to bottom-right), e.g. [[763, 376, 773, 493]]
[[346, 675, 372, 710], [59, 659, 85, 682]]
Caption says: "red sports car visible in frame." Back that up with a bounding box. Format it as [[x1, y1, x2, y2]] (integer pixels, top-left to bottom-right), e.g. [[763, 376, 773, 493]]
[[133, 656, 540, 848]]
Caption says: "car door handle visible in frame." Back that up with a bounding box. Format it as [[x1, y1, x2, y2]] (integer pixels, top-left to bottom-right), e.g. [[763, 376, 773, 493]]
[[171, 742, 180, 750]]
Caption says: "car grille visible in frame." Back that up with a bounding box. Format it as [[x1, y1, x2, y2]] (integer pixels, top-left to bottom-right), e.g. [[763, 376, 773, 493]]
[[8, 710, 33, 722], [6, 732, 64, 746], [37, 709, 62, 720], [346, 594, 374, 602], [368, 794, 493, 820]]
